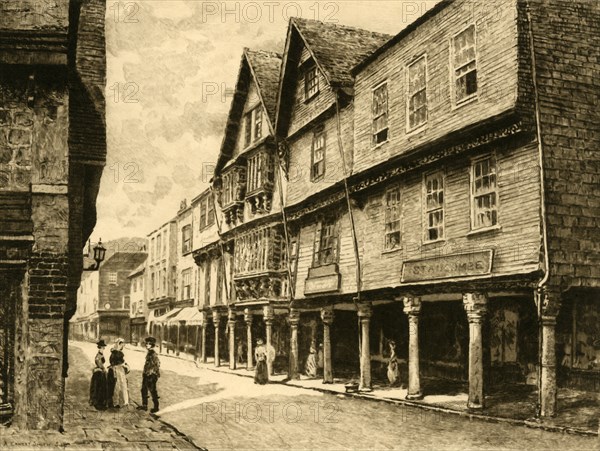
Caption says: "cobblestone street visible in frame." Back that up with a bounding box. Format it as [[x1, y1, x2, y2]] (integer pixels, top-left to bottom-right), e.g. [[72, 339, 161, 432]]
[[70, 342, 599, 451], [0, 345, 202, 450]]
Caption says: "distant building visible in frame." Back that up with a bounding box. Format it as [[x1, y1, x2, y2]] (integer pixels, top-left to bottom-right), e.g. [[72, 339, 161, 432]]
[[146, 220, 178, 340], [128, 262, 146, 346], [71, 252, 147, 343]]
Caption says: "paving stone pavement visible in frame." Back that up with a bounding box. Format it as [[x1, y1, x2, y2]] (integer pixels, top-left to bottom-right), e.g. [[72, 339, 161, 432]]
[[0, 346, 204, 450]]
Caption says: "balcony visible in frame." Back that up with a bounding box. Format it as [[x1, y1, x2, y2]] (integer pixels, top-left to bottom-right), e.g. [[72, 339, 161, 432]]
[[245, 147, 275, 215], [218, 164, 246, 226]]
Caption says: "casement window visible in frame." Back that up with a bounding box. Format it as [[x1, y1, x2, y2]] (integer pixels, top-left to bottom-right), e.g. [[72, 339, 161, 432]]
[[304, 64, 319, 100], [204, 262, 211, 305], [311, 129, 326, 181], [453, 25, 477, 104], [424, 172, 445, 241], [150, 237, 155, 261], [182, 268, 192, 300], [372, 83, 389, 145], [215, 256, 223, 304], [471, 155, 498, 230], [108, 272, 118, 285], [313, 217, 339, 267], [199, 195, 216, 230], [156, 234, 162, 259], [150, 273, 155, 296], [248, 152, 264, 193], [182, 225, 192, 254], [161, 268, 166, 296], [244, 106, 263, 147], [407, 56, 428, 130], [221, 172, 235, 206], [384, 186, 401, 250], [234, 228, 285, 275], [162, 232, 167, 256]]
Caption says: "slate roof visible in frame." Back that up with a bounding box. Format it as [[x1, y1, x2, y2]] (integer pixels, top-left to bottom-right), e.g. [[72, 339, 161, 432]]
[[245, 49, 282, 126], [128, 262, 146, 278], [291, 17, 392, 88], [101, 251, 147, 270]]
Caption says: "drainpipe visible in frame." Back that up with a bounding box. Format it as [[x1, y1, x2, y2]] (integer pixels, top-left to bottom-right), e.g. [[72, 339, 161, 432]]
[[526, 2, 551, 418], [335, 90, 364, 369]]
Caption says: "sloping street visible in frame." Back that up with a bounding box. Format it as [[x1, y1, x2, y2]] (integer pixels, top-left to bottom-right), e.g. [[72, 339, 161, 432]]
[[70, 342, 598, 451]]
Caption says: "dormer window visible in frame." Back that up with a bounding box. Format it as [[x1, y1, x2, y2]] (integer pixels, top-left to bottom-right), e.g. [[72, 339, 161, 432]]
[[304, 64, 319, 100], [244, 106, 263, 148]]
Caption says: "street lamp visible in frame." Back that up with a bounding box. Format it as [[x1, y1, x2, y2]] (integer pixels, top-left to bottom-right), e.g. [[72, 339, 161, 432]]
[[83, 238, 106, 271]]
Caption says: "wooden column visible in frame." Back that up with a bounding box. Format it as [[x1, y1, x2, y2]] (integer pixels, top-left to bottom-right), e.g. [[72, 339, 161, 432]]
[[212, 310, 221, 367], [540, 315, 558, 417], [538, 287, 562, 418], [264, 305, 275, 376], [194, 325, 200, 361], [321, 307, 334, 384], [159, 325, 163, 354], [244, 308, 253, 370], [358, 303, 372, 392], [201, 324, 207, 363], [228, 309, 237, 370], [176, 323, 181, 356], [463, 292, 488, 410], [288, 309, 300, 380], [403, 296, 423, 400]]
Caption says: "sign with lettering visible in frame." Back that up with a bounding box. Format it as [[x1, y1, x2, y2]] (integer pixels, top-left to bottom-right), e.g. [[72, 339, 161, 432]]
[[304, 274, 341, 295], [401, 250, 493, 283]]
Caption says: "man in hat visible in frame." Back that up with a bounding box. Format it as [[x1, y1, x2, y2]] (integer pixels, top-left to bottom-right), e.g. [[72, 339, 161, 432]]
[[138, 336, 161, 413]]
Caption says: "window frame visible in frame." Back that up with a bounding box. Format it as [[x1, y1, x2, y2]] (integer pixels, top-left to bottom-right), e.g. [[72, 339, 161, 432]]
[[108, 272, 118, 285], [406, 54, 428, 133], [310, 128, 326, 182], [423, 170, 446, 243], [470, 153, 500, 231], [182, 268, 192, 300], [244, 105, 263, 148], [312, 216, 340, 268], [383, 185, 402, 252], [304, 63, 319, 101], [372, 81, 389, 147], [451, 24, 478, 106], [182, 224, 192, 254]]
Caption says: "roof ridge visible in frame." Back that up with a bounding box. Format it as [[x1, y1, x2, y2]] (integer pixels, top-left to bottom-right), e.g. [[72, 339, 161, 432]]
[[291, 16, 392, 39]]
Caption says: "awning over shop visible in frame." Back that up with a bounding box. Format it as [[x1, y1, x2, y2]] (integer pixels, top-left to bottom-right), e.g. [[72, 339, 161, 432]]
[[166, 307, 202, 325], [153, 308, 182, 326]]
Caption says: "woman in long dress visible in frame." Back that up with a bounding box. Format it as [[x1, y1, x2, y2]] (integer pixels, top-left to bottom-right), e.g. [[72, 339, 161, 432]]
[[89, 339, 108, 410], [387, 340, 400, 387], [254, 339, 269, 384], [109, 338, 130, 408], [305, 342, 317, 378]]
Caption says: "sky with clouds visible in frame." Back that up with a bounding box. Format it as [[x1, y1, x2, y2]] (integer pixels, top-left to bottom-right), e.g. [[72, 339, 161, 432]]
[[96, 0, 439, 241]]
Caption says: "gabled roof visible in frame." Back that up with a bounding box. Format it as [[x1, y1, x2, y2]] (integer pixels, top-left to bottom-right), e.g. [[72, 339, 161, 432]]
[[291, 18, 392, 88], [214, 48, 282, 174], [245, 49, 282, 126], [275, 17, 392, 136], [352, 0, 452, 75], [128, 262, 146, 278]]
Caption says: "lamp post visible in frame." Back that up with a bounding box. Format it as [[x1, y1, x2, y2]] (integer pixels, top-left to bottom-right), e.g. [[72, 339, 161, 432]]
[[83, 239, 107, 271]]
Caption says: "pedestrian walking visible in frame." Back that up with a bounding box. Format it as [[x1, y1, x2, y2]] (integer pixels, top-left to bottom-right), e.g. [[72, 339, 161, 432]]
[[109, 338, 130, 408], [305, 341, 317, 378], [89, 339, 108, 410], [254, 338, 268, 384], [138, 336, 161, 413], [387, 340, 400, 387]]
